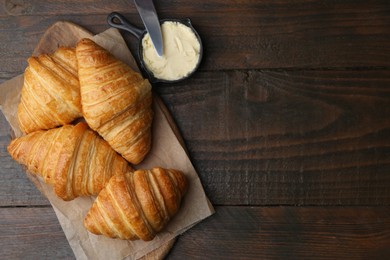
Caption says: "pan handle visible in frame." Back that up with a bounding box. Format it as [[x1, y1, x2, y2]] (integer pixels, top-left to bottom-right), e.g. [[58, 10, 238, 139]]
[[107, 12, 144, 39]]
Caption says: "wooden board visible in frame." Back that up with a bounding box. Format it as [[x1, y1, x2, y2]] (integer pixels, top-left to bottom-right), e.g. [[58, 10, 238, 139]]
[[156, 70, 390, 206], [1, 0, 390, 79], [1, 1, 390, 259], [0, 207, 74, 259], [1, 206, 389, 259], [168, 206, 390, 259], [2, 69, 390, 207]]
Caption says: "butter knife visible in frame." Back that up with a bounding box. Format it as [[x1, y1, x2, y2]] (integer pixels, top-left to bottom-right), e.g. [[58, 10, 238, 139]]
[[134, 0, 163, 56]]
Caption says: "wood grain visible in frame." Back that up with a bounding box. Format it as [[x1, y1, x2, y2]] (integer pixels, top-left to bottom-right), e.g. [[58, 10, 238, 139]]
[[168, 206, 390, 259], [2, 70, 390, 206], [0, 207, 74, 259], [0, 0, 390, 78], [1, 206, 389, 260], [1, 0, 390, 258], [155, 70, 390, 205], [0, 113, 49, 206]]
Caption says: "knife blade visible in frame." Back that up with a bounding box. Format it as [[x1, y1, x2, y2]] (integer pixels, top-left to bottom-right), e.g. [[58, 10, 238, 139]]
[[134, 0, 163, 56]]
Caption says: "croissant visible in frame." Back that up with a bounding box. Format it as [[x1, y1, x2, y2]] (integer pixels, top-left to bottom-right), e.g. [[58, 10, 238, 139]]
[[84, 167, 188, 241], [7, 122, 132, 201], [17, 47, 82, 134], [76, 38, 153, 165]]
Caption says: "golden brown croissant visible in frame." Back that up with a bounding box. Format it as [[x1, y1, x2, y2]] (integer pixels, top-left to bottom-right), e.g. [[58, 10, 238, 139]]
[[84, 167, 188, 241], [7, 122, 132, 201], [76, 38, 153, 165], [17, 47, 82, 134]]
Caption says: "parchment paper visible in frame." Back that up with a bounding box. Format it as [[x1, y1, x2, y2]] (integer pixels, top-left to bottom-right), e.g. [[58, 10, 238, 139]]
[[0, 27, 214, 260]]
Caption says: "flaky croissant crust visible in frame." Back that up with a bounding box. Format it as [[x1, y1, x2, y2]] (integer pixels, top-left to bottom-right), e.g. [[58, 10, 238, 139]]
[[7, 122, 132, 201], [76, 38, 153, 165], [17, 47, 82, 134], [84, 167, 188, 241]]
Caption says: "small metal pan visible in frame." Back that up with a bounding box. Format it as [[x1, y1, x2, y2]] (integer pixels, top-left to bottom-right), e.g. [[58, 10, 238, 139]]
[[107, 12, 203, 84]]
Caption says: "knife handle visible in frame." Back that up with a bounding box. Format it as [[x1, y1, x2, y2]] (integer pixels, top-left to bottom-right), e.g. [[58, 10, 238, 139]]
[[107, 12, 144, 39]]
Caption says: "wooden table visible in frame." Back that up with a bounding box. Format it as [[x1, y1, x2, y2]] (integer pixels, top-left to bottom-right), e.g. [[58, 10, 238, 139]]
[[1, 1, 390, 259]]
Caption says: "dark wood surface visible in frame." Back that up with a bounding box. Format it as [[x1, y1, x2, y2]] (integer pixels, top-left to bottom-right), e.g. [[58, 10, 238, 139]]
[[2, 207, 389, 260], [1, 0, 390, 259]]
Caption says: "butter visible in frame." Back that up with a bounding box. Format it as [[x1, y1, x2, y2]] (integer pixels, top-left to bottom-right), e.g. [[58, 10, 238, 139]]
[[141, 21, 201, 81]]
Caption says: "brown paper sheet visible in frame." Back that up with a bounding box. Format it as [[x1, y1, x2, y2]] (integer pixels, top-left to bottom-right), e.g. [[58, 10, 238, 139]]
[[0, 26, 214, 260]]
